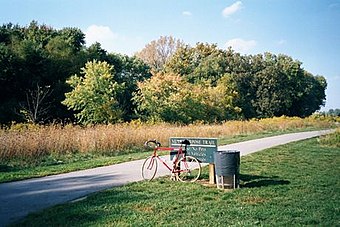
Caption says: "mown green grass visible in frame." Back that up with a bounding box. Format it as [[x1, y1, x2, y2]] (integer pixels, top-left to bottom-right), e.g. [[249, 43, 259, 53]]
[[13, 136, 340, 226], [0, 128, 324, 183]]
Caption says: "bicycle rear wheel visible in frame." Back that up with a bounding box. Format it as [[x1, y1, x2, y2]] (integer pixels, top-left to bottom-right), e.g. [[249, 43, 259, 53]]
[[141, 156, 158, 181], [176, 156, 201, 182]]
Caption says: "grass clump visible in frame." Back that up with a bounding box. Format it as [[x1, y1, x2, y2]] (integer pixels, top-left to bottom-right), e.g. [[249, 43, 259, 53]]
[[319, 127, 340, 148], [14, 138, 340, 226]]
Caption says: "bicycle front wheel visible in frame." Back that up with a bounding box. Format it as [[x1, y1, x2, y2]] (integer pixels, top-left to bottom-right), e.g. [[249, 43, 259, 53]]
[[141, 156, 158, 181], [176, 156, 201, 182]]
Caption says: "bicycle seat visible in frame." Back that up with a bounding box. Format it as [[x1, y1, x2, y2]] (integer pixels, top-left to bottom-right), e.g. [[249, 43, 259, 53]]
[[181, 139, 190, 145]]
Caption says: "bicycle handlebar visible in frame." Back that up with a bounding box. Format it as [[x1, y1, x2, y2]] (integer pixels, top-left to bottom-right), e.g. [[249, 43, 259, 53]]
[[144, 139, 190, 148], [144, 140, 161, 148]]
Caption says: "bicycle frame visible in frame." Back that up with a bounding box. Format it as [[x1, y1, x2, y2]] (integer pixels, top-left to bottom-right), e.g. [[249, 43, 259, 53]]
[[150, 146, 185, 174], [142, 139, 201, 182]]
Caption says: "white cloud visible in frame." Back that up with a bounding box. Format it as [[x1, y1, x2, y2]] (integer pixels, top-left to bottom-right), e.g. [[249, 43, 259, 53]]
[[84, 24, 146, 56], [225, 38, 257, 53], [222, 1, 243, 17], [182, 11, 192, 16], [85, 25, 118, 51], [277, 39, 287, 45]]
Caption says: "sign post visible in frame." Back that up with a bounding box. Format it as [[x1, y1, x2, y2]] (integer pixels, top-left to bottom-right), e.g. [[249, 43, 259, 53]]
[[170, 137, 218, 184]]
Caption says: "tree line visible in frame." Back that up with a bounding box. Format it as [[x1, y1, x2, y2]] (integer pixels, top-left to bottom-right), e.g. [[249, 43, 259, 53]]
[[0, 21, 327, 125], [321, 109, 340, 117]]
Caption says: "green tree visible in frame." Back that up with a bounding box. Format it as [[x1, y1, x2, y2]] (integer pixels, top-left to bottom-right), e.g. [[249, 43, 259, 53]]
[[108, 53, 151, 120], [230, 53, 327, 118], [0, 22, 328, 124], [132, 72, 195, 123], [327, 109, 340, 116], [248, 53, 291, 117], [165, 43, 222, 82], [289, 73, 327, 117], [133, 72, 240, 123], [86, 42, 109, 62], [0, 21, 87, 123], [202, 75, 241, 121], [62, 60, 124, 125]]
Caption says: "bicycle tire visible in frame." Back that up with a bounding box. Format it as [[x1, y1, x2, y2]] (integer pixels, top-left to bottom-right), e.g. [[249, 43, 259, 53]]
[[141, 156, 158, 181], [175, 155, 201, 182]]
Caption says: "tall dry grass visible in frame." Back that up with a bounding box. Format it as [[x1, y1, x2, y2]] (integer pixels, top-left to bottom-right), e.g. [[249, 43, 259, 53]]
[[0, 116, 336, 161]]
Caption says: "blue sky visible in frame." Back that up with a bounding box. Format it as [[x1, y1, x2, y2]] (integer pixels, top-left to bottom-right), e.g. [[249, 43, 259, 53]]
[[1, 0, 339, 110]]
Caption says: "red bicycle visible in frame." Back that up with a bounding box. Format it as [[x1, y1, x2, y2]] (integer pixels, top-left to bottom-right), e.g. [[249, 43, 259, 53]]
[[141, 139, 201, 182]]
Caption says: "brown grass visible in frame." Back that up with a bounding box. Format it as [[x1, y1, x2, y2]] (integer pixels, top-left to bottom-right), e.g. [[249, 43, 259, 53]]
[[0, 116, 335, 161]]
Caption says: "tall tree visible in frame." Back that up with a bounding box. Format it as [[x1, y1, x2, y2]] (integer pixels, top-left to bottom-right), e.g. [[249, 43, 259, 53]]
[[135, 36, 184, 71], [166, 44, 327, 119], [107, 53, 151, 120], [62, 60, 124, 125], [289, 73, 327, 117], [0, 21, 87, 123], [133, 72, 240, 123], [165, 44, 247, 84]]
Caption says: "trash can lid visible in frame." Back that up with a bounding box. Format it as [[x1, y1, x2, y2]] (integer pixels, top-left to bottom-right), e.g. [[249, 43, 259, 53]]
[[216, 150, 240, 153]]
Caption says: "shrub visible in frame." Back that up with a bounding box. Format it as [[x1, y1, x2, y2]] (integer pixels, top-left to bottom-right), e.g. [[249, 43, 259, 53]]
[[62, 60, 124, 125]]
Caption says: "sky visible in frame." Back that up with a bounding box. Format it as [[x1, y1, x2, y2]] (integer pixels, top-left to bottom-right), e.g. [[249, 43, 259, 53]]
[[1, 0, 339, 111]]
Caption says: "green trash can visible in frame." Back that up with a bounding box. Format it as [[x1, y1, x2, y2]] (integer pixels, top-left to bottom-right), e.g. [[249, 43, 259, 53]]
[[214, 150, 240, 189]]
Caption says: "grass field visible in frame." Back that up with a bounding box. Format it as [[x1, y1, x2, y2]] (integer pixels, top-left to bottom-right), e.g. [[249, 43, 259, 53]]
[[0, 116, 336, 183], [1, 116, 334, 162], [13, 131, 340, 226]]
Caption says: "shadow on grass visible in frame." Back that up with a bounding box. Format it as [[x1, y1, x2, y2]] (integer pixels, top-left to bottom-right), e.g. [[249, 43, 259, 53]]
[[240, 174, 290, 188]]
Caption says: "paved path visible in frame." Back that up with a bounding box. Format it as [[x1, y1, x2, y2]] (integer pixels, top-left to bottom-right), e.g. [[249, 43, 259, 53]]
[[0, 129, 333, 226]]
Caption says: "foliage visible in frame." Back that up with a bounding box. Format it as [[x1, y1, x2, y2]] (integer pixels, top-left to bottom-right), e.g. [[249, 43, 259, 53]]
[[326, 108, 340, 116], [62, 60, 124, 125], [0, 21, 86, 123], [0, 22, 328, 124], [165, 43, 327, 119], [133, 72, 240, 123], [165, 43, 232, 84], [0, 21, 151, 124], [135, 35, 184, 71], [107, 53, 152, 120]]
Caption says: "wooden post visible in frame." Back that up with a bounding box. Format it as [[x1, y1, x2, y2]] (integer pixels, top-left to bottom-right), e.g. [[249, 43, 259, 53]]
[[209, 163, 215, 184]]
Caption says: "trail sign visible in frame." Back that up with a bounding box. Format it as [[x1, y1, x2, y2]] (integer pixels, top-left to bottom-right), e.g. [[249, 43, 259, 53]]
[[169, 137, 218, 163]]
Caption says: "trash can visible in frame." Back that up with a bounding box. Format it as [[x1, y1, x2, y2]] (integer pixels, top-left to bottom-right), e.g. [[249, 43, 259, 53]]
[[214, 150, 240, 189]]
